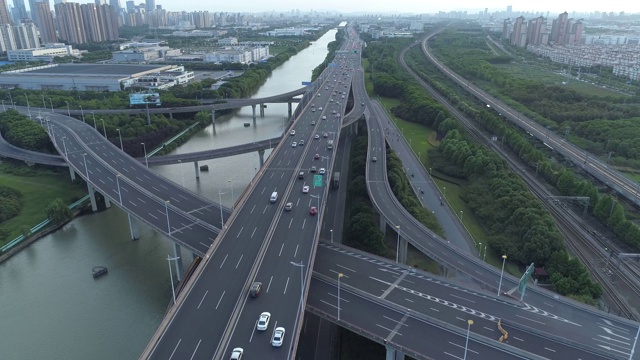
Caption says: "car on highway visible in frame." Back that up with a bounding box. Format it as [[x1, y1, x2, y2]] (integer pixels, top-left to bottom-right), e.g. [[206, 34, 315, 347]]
[[319, 168, 326, 175], [322, 116, 327, 120], [230, 347, 244, 360], [284, 202, 293, 211], [272, 327, 286, 347], [314, 153, 320, 159], [291, 141, 297, 147], [310, 166, 317, 172], [319, 107, 323, 111], [249, 282, 262, 297], [302, 185, 310, 193], [309, 207, 317, 216], [311, 121, 315, 125], [311, 108, 315, 112], [314, 134, 320, 139], [257, 312, 271, 331], [361, 102, 365, 106], [289, 130, 295, 136], [372, 157, 377, 162], [323, 132, 328, 138], [298, 140, 304, 146]]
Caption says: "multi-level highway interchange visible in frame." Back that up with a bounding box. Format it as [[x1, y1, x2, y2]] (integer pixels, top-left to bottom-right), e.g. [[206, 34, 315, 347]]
[[3, 24, 640, 360]]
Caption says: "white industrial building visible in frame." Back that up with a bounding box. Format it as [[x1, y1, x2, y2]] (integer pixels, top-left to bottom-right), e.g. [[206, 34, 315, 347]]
[[8, 44, 81, 62], [218, 37, 238, 45], [0, 64, 194, 91], [203, 46, 269, 64], [112, 46, 182, 63]]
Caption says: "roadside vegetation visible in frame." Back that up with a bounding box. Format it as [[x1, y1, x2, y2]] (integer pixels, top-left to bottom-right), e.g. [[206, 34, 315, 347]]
[[361, 30, 603, 304]]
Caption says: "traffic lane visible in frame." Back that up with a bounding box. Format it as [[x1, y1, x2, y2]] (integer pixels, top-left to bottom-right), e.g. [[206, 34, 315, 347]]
[[308, 278, 531, 360]]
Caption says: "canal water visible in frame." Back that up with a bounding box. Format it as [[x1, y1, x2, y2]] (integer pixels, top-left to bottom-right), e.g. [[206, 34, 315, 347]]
[[0, 29, 337, 360]]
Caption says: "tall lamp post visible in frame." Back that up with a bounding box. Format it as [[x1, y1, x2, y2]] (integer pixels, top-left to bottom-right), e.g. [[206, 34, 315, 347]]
[[100, 118, 106, 137], [41, 94, 46, 108], [165, 200, 171, 235], [228, 180, 235, 208], [81, 153, 89, 181], [330, 229, 333, 243], [141, 143, 148, 167], [290, 261, 305, 307], [116, 128, 123, 150], [337, 273, 344, 321], [166, 255, 180, 305], [177, 160, 185, 187], [79, 105, 85, 123], [48, 98, 54, 113], [218, 190, 226, 228], [91, 112, 97, 129], [115, 174, 123, 204], [65, 101, 70, 116], [395, 225, 401, 263], [8, 92, 13, 106], [61, 136, 68, 157], [24, 94, 30, 117], [463, 319, 474, 360], [497, 255, 507, 296]]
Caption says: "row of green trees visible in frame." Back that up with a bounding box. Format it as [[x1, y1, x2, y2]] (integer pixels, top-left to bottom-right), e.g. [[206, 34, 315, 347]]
[[0, 185, 21, 223], [0, 110, 52, 153], [406, 40, 640, 252], [363, 33, 602, 303], [346, 123, 387, 256]]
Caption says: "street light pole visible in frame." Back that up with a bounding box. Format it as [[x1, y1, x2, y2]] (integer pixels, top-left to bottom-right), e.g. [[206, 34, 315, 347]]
[[166, 255, 180, 305], [483, 246, 487, 261], [178, 160, 185, 187], [141, 143, 148, 167], [100, 119, 106, 137], [330, 229, 333, 243], [218, 190, 226, 228], [395, 225, 400, 263], [49, 98, 54, 113], [24, 94, 30, 117], [463, 319, 474, 360], [65, 101, 70, 116], [8, 92, 13, 106], [498, 255, 507, 296], [165, 200, 171, 235], [79, 105, 85, 123], [82, 153, 89, 181], [116, 174, 123, 204], [460, 210, 464, 222], [290, 261, 305, 307], [337, 273, 344, 321], [116, 128, 123, 150], [41, 95, 46, 108], [62, 137, 68, 157], [228, 179, 234, 208], [91, 112, 97, 129]]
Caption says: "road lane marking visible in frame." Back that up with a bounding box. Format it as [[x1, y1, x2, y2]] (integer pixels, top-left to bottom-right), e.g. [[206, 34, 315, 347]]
[[279, 244, 284, 257], [236, 227, 244, 238], [336, 264, 356, 273], [405, 298, 414, 302], [380, 271, 408, 299], [294, 244, 299, 257], [449, 294, 475, 303], [235, 255, 243, 269], [515, 314, 545, 325], [215, 291, 225, 310], [219, 255, 228, 268], [250, 227, 257, 238], [302, 219, 306, 229], [284, 277, 290, 294], [263, 205, 269, 214], [148, 213, 158, 219], [267, 276, 273, 293], [512, 336, 524, 341], [137, 197, 144, 203], [168, 339, 181, 360], [544, 347, 556, 353], [197, 291, 208, 309], [289, 219, 293, 228], [250, 205, 256, 214]]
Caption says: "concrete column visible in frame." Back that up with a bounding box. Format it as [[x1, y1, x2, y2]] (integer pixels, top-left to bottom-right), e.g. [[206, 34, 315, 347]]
[[194, 161, 200, 179], [252, 104, 257, 120], [104, 194, 111, 208], [87, 183, 98, 212], [288, 102, 292, 118], [260, 103, 265, 117], [398, 237, 408, 264], [169, 112, 173, 119], [258, 149, 265, 168], [379, 215, 386, 233], [69, 167, 76, 181], [385, 346, 404, 360], [128, 213, 140, 240], [173, 242, 183, 281], [354, 121, 359, 135]]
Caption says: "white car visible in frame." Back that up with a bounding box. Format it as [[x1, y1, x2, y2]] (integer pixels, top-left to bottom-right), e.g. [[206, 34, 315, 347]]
[[322, 116, 327, 120], [289, 130, 295, 136], [271, 327, 285, 347], [319, 107, 323, 111], [291, 142, 297, 147], [302, 185, 310, 193], [311, 121, 316, 125], [314, 134, 320, 139], [230, 348, 244, 360], [319, 168, 326, 175], [257, 312, 271, 331]]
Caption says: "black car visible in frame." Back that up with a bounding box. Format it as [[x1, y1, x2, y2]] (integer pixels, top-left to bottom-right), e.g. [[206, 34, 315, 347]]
[[249, 282, 262, 297]]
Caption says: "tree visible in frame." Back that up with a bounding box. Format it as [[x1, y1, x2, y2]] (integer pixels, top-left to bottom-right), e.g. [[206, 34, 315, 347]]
[[45, 198, 72, 224]]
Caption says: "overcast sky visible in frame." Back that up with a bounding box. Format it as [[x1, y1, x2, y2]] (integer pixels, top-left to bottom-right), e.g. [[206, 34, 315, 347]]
[[146, 1, 638, 14]]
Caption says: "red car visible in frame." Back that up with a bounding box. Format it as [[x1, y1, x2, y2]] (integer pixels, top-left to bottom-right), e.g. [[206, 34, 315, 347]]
[[309, 207, 318, 216]]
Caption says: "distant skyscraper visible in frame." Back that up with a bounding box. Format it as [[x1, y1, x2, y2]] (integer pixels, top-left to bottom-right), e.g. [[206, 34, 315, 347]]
[[550, 11, 570, 45], [506, 5, 512, 15], [145, 0, 155, 13], [510, 16, 527, 47], [35, 1, 57, 43], [527, 16, 545, 45], [13, 0, 30, 22], [0, 0, 12, 24]]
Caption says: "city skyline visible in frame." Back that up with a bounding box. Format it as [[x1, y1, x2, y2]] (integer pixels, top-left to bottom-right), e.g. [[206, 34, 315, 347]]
[[12, 0, 640, 16]]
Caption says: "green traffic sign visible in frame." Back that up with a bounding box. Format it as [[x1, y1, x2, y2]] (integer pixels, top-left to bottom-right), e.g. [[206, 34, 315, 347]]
[[313, 175, 322, 187]]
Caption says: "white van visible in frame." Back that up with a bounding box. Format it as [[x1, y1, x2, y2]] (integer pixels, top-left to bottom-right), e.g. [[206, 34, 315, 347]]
[[270, 192, 278, 203]]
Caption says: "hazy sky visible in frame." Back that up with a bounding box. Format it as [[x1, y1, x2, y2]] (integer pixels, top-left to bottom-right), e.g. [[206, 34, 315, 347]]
[[145, 0, 638, 14]]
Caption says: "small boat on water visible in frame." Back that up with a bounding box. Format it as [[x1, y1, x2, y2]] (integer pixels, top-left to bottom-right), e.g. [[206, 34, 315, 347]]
[[200, 164, 209, 171], [244, 123, 250, 127], [92, 266, 108, 278]]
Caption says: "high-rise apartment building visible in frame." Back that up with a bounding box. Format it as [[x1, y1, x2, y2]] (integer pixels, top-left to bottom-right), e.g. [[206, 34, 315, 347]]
[[510, 16, 527, 47], [12, 0, 30, 22], [0, 0, 12, 24], [55, 2, 118, 44], [145, 0, 155, 14], [55, 2, 86, 44], [35, 1, 58, 43], [527, 16, 546, 45], [550, 11, 570, 45]]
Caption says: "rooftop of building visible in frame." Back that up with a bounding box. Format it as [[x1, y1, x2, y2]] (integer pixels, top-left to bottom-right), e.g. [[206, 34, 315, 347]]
[[24, 64, 167, 76]]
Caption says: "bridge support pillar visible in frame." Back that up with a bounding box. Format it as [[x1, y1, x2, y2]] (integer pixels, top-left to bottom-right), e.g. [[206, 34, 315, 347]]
[[168, 112, 173, 119], [211, 110, 217, 134], [379, 215, 386, 233], [258, 149, 265, 168], [194, 161, 200, 179], [87, 183, 98, 212], [173, 242, 183, 281], [353, 121, 359, 136], [103, 194, 111, 208], [288, 102, 292, 118], [385, 346, 404, 360], [128, 213, 140, 240], [69, 167, 76, 181], [251, 104, 257, 120], [397, 236, 408, 265], [260, 103, 265, 117]]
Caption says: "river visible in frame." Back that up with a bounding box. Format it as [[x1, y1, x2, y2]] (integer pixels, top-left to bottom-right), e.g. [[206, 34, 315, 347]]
[[0, 29, 337, 360]]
